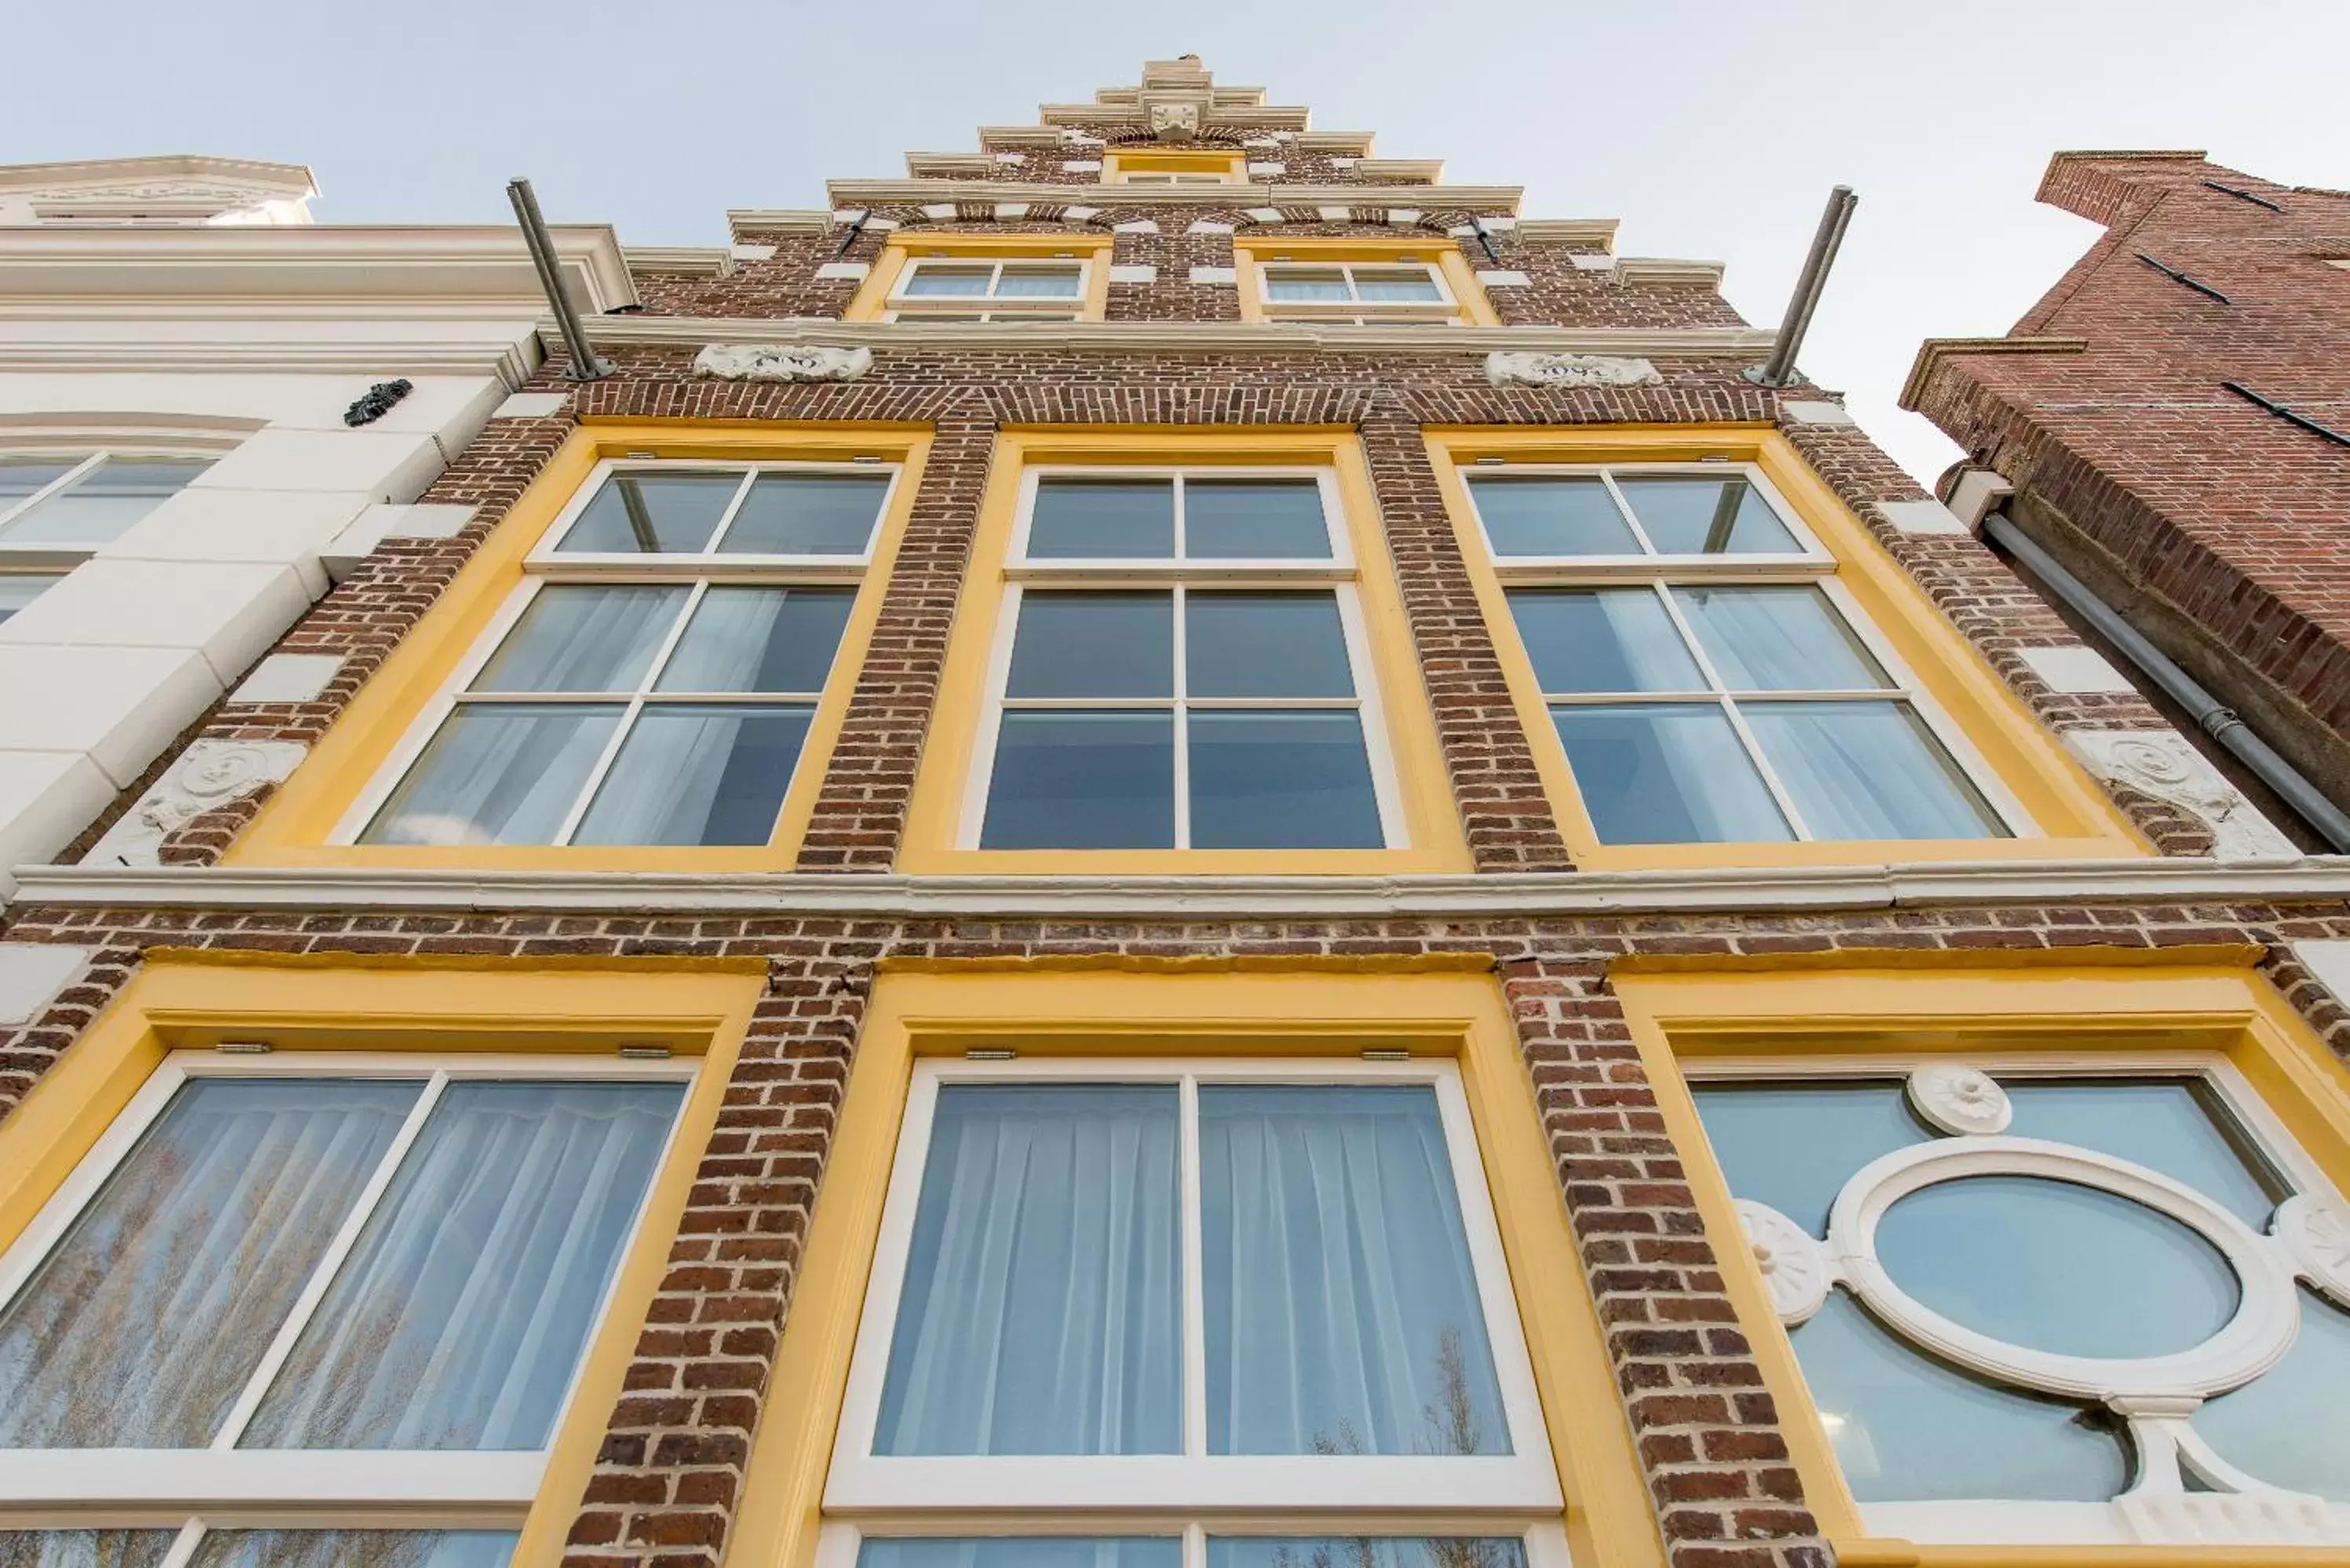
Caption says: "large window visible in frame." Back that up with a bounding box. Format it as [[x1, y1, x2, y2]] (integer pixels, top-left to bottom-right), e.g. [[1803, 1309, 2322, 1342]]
[[1256, 261, 1462, 327], [965, 471, 1401, 850], [0, 1048, 690, 1563], [821, 1056, 1563, 1568], [1464, 464, 2017, 846], [350, 460, 894, 847], [1689, 1052, 2350, 1544], [888, 258, 1088, 323]]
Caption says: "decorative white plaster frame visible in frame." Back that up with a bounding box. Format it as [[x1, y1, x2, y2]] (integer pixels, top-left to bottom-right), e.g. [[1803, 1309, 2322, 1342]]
[[81, 740, 309, 868], [1734, 1198, 1832, 1325], [691, 344, 873, 382], [1484, 352, 1662, 389], [2063, 729, 2297, 860], [1905, 1062, 2012, 1134]]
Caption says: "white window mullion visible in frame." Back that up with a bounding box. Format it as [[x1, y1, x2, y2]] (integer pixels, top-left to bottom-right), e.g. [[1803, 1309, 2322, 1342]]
[[1171, 473, 1189, 560], [1183, 1521, 1207, 1568], [1718, 696, 1815, 840], [551, 582, 702, 846], [1179, 1073, 1207, 1461], [156, 1522, 205, 1568], [1594, 469, 1661, 557], [701, 469, 763, 554], [207, 1071, 452, 1452], [1171, 584, 1192, 849], [0, 451, 108, 535]]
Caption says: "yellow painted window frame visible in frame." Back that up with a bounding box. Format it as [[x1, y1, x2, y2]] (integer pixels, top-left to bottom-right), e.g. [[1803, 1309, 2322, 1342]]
[[1102, 149, 1247, 185], [728, 963, 1667, 1568], [896, 426, 1472, 874], [1233, 236, 1500, 327], [1616, 955, 2350, 1568], [0, 950, 764, 1568], [1425, 425, 2149, 870], [226, 422, 930, 870], [846, 233, 1116, 323]]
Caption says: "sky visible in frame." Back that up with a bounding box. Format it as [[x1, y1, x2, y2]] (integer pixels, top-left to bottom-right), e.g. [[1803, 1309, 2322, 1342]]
[[8, 0, 2348, 484]]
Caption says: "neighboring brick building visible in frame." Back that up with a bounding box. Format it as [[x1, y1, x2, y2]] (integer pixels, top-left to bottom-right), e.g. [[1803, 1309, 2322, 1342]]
[[2, 60, 2350, 1568], [1904, 150, 2350, 845]]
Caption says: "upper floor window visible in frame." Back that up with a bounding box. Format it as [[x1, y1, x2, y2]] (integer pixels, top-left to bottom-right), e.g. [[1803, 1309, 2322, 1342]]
[[349, 461, 894, 848], [0, 1046, 690, 1563], [0, 452, 211, 550], [1689, 1051, 2350, 1543], [821, 1054, 1565, 1567], [967, 470, 1401, 851], [1466, 464, 2016, 846], [1258, 261, 1460, 325], [888, 258, 1088, 322], [1103, 150, 1246, 185]]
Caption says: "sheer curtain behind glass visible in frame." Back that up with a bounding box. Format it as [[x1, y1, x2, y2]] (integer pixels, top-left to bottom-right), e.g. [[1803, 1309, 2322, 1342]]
[[0, 1080, 419, 1447], [0, 1532, 175, 1568], [1199, 1086, 1509, 1457], [875, 1086, 1181, 1455], [241, 1081, 683, 1450]]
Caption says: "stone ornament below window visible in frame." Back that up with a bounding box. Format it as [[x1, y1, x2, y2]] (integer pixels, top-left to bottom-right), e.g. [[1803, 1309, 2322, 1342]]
[[82, 739, 309, 868], [1485, 352, 1663, 389], [692, 344, 873, 383], [1733, 1198, 1832, 1325], [1905, 1062, 2013, 1135], [2063, 729, 2297, 860], [2274, 1193, 2350, 1308]]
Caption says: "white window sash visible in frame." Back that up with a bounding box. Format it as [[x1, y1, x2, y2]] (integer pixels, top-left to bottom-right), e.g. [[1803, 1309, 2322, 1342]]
[[531, 457, 898, 573], [1256, 263, 1456, 316], [890, 258, 1092, 309], [824, 1057, 1564, 1516], [0, 1048, 697, 1517], [815, 1520, 1575, 1568], [1466, 461, 1833, 576]]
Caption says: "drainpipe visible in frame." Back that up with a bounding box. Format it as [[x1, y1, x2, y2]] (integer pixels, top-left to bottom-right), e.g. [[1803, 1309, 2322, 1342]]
[[1972, 499, 2350, 851], [507, 177, 613, 381]]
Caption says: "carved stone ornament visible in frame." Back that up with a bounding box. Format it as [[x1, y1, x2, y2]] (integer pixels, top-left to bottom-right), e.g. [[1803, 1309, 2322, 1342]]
[[81, 740, 309, 868], [1905, 1062, 2014, 1135], [1733, 1198, 1833, 1325], [691, 344, 873, 383], [343, 378, 414, 427], [1149, 102, 1201, 141], [2274, 1193, 2350, 1308], [2063, 729, 2298, 860], [1485, 353, 1663, 389]]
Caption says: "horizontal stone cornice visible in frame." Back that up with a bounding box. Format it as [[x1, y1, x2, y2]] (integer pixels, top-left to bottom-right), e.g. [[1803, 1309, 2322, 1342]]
[[822, 179, 1523, 212], [1900, 335, 2091, 408], [11, 857, 2348, 919], [550, 313, 1778, 360]]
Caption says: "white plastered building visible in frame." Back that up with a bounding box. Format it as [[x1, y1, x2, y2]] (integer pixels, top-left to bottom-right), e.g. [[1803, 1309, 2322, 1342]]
[[0, 155, 635, 895]]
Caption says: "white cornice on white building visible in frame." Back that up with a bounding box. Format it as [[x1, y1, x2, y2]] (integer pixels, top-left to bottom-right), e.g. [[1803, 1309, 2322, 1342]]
[[0, 155, 318, 227], [822, 180, 1523, 212]]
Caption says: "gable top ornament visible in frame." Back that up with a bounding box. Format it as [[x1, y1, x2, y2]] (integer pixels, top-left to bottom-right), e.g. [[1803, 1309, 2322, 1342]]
[[1149, 102, 1202, 141]]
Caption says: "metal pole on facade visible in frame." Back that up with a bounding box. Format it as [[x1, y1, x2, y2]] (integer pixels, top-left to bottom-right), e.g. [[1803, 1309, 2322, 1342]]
[[1747, 185, 1858, 387], [507, 177, 613, 381]]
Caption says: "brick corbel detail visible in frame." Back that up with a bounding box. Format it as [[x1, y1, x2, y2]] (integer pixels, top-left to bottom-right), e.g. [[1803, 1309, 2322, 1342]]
[[1359, 403, 1574, 870]]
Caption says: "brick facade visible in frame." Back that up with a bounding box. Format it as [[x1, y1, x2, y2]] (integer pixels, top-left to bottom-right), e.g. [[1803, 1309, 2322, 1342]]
[[1904, 151, 2350, 817], [4, 59, 2345, 1568]]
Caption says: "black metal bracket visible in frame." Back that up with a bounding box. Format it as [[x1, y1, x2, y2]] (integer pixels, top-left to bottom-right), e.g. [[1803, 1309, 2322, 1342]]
[[2222, 381, 2350, 448], [2204, 179, 2285, 214], [2136, 253, 2231, 304], [343, 379, 414, 427]]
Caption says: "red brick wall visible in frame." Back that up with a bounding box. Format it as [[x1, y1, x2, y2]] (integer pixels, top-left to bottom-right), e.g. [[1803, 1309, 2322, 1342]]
[[1906, 153, 2350, 803]]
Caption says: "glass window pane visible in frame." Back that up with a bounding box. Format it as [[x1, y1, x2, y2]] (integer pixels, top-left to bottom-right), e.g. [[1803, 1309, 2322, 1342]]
[[0, 1079, 419, 1448], [1876, 1175, 2238, 1358], [657, 587, 853, 694], [1789, 1291, 2126, 1501], [1614, 476, 1800, 554], [1027, 479, 1176, 558], [983, 711, 1175, 850], [1186, 593, 1354, 698], [719, 473, 888, 555], [1743, 701, 2005, 840], [1210, 1541, 1526, 1568], [1188, 711, 1384, 850], [1508, 588, 1707, 694], [241, 1080, 683, 1451], [185, 1532, 516, 1568], [2196, 1289, 2350, 1500], [472, 585, 686, 693], [1200, 1085, 1510, 1456], [0, 574, 63, 624], [0, 1533, 177, 1568], [1263, 269, 1352, 302], [994, 265, 1083, 298], [571, 704, 812, 846], [1468, 477, 1641, 557], [0, 458, 209, 546], [361, 704, 623, 846], [1672, 586, 1888, 692], [0, 459, 79, 507], [2002, 1080, 2289, 1230], [1182, 479, 1331, 559], [876, 1086, 1181, 1456], [901, 264, 995, 296], [1006, 592, 1173, 700], [1690, 1081, 1929, 1235], [1351, 269, 1445, 302], [556, 472, 740, 554], [861, 1543, 1180, 1568], [1553, 703, 1792, 844]]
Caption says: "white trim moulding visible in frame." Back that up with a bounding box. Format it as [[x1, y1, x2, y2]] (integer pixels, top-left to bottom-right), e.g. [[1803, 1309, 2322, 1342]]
[[822, 181, 1526, 212], [11, 857, 2350, 919]]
